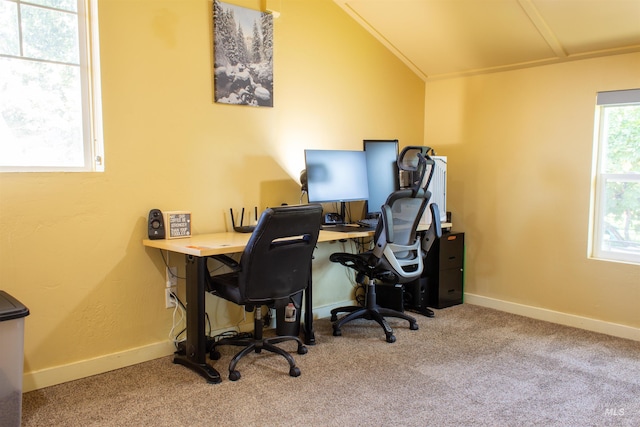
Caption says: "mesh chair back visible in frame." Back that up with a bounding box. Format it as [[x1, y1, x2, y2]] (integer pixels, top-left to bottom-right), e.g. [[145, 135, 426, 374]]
[[238, 204, 323, 303], [371, 188, 430, 283]]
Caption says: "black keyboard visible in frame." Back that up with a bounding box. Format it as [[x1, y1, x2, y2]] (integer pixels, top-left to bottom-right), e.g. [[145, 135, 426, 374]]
[[321, 224, 361, 232]]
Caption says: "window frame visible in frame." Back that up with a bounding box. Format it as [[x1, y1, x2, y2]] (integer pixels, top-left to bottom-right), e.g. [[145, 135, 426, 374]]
[[589, 89, 640, 265], [0, 0, 103, 173]]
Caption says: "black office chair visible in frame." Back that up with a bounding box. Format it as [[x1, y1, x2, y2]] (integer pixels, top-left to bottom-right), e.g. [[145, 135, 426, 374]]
[[206, 204, 323, 381], [329, 146, 436, 343]]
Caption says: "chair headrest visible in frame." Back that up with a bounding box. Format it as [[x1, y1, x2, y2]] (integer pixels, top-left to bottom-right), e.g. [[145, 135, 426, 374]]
[[398, 146, 436, 194]]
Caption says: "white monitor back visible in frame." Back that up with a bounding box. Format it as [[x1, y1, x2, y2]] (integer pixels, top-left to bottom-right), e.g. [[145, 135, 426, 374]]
[[420, 156, 447, 225]]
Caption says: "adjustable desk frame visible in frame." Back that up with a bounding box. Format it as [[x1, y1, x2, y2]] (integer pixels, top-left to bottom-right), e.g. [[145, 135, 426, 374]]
[[143, 228, 370, 383]]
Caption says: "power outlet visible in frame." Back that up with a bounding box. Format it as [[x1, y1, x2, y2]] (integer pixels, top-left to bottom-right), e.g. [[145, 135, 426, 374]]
[[166, 266, 178, 287], [165, 286, 177, 308]]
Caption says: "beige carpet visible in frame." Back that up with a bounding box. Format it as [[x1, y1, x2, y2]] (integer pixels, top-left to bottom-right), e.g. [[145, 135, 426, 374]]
[[21, 304, 640, 426]]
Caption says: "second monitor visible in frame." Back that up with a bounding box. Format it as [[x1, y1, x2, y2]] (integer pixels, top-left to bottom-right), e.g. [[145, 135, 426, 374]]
[[363, 139, 399, 217]]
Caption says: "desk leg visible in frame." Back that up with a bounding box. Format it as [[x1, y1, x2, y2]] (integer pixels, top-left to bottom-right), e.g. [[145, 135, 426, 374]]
[[173, 255, 221, 384], [303, 272, 316, 345]]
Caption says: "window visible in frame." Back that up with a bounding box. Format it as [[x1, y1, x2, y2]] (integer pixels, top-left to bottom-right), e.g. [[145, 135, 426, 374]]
[[0, 0, 103, 172], [590, 89, 640, 264]]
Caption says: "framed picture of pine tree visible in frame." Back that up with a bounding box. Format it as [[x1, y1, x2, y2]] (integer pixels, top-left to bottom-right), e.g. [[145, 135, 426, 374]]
[[213, 0, 274, 107]]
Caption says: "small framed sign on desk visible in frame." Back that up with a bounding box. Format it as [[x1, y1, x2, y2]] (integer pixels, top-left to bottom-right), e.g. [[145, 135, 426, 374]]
[[163, 211, 191, 239]]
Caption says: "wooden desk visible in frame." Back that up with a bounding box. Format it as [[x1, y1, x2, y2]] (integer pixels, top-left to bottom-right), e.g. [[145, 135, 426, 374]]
[[143, 228, 370, 257], [143, 228, 371, 383]]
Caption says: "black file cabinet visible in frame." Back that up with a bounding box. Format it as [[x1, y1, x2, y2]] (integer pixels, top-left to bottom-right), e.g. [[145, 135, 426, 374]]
[[425, 231, 464, 309], [376, 231, 465, 312]]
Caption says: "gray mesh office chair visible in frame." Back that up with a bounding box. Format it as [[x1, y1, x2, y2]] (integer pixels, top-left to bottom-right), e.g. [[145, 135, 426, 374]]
[[329, 147, 436, 343], [206, 204, 323, 381]]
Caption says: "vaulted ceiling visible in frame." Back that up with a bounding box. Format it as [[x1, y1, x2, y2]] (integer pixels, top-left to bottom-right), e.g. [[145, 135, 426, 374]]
[[333, 0, 640, 80]]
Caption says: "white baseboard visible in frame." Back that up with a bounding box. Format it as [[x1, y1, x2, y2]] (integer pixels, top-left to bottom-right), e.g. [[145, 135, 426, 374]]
[[33, 297, 634, 393], [306, 299, 356, 320], [464, 293, 640, 342], [22, 302, 354, 393], [23, 340, 176, 393]]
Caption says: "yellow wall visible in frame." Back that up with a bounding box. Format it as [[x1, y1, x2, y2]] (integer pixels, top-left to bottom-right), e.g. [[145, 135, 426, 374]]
[[0, 0, 425, 390], [425, 52, 640, 330]]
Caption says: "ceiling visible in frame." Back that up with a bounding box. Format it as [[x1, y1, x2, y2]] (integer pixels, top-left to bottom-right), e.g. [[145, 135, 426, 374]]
[[333, 0, 640, 80]]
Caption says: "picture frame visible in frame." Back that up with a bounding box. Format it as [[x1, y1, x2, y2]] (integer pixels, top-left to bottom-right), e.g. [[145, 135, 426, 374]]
[[213, 0, 274, 107]]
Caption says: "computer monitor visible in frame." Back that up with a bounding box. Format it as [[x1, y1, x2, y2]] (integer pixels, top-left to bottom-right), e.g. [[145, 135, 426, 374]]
[[304, 149, 369, 204], [363, 139, 399, 216]]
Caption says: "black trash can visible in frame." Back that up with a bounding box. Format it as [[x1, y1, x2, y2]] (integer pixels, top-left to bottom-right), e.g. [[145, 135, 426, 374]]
[[0, 291, 30, 427], [276, 291, 302, 337]]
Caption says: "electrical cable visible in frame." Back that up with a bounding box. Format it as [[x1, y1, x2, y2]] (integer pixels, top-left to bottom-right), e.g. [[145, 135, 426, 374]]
[[159, 250, 186, 280], [157, 251, 187, 347], [170, 291, 186, 311], [355, 283, 366, 306], [205, 312, 212, 337], [168, 291, 186, 348], [212, 330, 253, 343]]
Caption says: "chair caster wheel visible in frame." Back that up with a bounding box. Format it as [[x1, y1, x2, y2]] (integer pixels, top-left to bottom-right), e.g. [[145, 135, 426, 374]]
[[410, 322, 419, 331], [386, 334, 396, 343], [289, 366, 301, 377], [298, 345, 308, 355], [210, 350, 221, 360], [333, 328, 342, 337], [229, 370, 241, 381]]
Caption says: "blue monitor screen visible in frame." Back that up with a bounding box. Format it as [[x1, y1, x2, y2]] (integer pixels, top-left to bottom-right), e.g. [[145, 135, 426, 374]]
[[304, 149, 369, 203], [364, 140, 399, 215]]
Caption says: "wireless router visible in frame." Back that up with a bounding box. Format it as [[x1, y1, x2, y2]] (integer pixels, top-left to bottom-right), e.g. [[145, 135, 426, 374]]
[[230, 207, 257, 233]]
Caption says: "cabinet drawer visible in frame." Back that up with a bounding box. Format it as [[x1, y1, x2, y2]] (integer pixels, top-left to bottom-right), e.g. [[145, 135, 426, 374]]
[[439, 233, 464, 269], [435, 267, 464, 308]]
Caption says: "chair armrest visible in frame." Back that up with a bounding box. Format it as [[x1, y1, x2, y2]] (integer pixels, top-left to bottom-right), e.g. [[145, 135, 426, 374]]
[[329, 252, 373, 274], [208, 254, 240, 272], [205, 255, 240, 294], [422, 203, 443, 255]]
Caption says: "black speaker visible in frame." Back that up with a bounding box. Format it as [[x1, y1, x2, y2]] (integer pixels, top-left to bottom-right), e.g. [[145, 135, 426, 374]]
[[148, 209, 165, 239]]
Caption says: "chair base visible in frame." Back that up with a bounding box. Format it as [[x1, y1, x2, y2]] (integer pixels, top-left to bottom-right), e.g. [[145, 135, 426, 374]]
[[330, 281, 418, 343], [210, 331, 307, 381]]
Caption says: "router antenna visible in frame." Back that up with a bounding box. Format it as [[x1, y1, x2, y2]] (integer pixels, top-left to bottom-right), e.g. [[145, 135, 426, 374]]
[[229, 208, 236, 228]]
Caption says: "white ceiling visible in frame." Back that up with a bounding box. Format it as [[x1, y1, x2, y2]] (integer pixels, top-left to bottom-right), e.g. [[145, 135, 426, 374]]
[[333, 0, 640, 80]]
